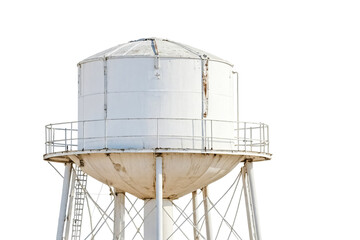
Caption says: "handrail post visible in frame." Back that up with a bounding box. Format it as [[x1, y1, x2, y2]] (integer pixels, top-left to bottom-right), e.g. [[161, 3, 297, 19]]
[[65, 128, 67, 151], [70, 122, 73, 151], [52, 125, 55, 153], [105, 119, 108, 149], [237, 121, 240, 151], [204, 119, 207, 150], [262, 124, 265, 153], [259, 123, 262, 153], [49, 126, 52, 153], [250, 127, 253, 152], [83, 121, 85, 150], [45, 126, 48, 154], [157, 118, 159, 148], [192, 119, 195, 149], [210, 120, 213, 150], [267, 125, 269, 154], [244, 122, 247, 152]]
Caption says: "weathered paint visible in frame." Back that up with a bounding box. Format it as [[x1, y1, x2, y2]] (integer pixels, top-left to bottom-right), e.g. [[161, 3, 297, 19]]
[[144, 199, 173, 240], [77, 38, 235, 151], [114, 191, 125, 240], [46, 151, 251, 199]]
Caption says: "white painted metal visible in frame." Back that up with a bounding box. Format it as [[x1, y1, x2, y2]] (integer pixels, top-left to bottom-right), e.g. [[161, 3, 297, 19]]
[[242, 164, 254, 240], [77, 38, 235, 151], [156, 155, 163, 240], [247, 162, 262, 240], [50, 152, 241, 199], [202, 186, 213, 240], [79, 39, 232, 64], [45, 38, 272, 240], [114, 191, 125, 240], [144, 199, 173, 240], [242, 161, 261, 240], [57, 163, 72, 240], [64, 168, 76, 240], [192, 191, 200, 240]]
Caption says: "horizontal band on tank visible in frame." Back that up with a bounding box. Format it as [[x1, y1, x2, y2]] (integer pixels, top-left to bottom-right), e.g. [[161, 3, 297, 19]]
[[77, 56, 233, 67]]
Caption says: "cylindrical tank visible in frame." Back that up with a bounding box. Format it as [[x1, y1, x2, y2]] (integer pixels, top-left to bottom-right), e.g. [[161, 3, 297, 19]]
[[78, 38, 236, 151], [64, 38, 257, 200]]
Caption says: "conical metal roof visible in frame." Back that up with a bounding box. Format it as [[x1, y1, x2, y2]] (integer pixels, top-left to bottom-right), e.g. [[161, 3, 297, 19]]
[[79, 38, 232, 66]]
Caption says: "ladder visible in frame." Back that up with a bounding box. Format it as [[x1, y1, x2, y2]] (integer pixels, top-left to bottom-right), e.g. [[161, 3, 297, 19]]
[[71, 166, 88, 240]]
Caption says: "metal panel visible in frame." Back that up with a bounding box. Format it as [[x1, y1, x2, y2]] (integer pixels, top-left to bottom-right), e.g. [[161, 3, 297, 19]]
[[78, 38, 233, 66], [81, 61, 104, 96], [78, 55, 234, 150]]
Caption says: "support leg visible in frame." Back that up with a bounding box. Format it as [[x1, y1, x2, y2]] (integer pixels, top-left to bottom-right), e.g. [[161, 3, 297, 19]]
[[156, 155, 163, 240], [192, 191, 199, 240], [247, 162, 261, 240], [114, 190, 125, 240], [56, 163, 72, 240], [242, 161, 261, 240], [144, 199, 173, 240], [192, 190, 199, 240], [202, 186, 213, 240], [64, 168, 76, 240]]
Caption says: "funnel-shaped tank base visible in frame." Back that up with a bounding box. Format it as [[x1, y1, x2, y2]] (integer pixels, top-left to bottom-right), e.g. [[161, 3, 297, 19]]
[[66, 151, 245, 199]]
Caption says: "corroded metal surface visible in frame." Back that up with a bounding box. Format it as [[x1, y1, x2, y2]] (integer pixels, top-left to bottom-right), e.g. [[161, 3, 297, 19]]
[[44, 149, 271, 199]]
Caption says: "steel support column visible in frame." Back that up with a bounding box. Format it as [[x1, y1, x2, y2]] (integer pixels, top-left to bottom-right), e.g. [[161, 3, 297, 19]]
[[247, 162, 261, 240], [242, 161, 261, 240], [56, 163, 72, 240], [156, 155, 163, 240], [192, 191, 200, 240], [64, 168, 76, 240], [202, 186, 213, 240], [114, 190, 125, 240]]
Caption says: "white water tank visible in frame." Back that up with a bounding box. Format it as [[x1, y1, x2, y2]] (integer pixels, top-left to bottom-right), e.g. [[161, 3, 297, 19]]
[[77, 38, 236, 151]]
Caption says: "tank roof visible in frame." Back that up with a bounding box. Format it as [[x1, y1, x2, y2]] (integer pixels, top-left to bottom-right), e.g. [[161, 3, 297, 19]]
[[79, 38, 232, 65]]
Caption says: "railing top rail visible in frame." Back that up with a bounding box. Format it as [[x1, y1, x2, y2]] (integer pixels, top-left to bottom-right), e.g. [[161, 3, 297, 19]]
[[45, 117, 270, 156], [45, 118, 268, 128]]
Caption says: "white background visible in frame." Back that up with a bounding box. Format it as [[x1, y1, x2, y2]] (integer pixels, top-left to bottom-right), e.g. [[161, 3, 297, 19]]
[[1, 0, 360, 239]]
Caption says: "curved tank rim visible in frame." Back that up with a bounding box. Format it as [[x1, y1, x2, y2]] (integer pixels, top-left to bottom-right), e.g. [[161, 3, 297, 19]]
[[77, 56, 234, 67], [77, 37, 233, 66]]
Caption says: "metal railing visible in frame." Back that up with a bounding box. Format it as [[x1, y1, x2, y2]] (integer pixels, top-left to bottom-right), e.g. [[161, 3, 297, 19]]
[[44, 118, 269, 155]]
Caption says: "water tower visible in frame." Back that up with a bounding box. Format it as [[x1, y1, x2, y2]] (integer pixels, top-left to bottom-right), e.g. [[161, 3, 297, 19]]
[[44, 38, 271, 240]]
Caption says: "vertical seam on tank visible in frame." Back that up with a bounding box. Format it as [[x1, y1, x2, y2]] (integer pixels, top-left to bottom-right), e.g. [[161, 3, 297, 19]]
[[103, 59, 108, 147], [151, 39, 160, 69], [78, 64, 83, 121]]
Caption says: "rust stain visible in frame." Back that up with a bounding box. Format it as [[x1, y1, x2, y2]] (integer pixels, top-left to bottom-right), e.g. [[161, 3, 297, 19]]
[[162, 155, 166, 191], [113, 163, 122, 171], [152, 154, 156, 192], [107, 153, 127, 173], [77, 155, 85, 167], [202, 57, 209, 118]]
